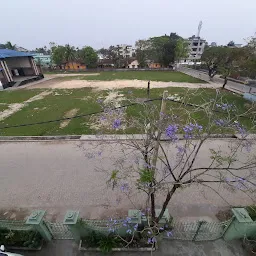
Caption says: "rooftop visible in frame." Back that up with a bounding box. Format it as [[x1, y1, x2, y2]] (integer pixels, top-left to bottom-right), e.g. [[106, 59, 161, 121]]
[[0, 49, 33, 59]]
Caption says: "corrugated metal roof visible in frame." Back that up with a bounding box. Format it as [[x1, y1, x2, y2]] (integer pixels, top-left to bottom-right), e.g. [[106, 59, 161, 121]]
[[0, 49, 33, 59]]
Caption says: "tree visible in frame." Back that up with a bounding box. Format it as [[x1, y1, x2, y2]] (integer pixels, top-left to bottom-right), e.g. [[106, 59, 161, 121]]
[[51, 45, 66, 68], [5, 41, 16, 50], [79, 46, 98, 68], [64, 44, 76, 69], [135, 40, 151, 67], [87, 90, 256, 227], [227, 41, 235, 47], [218, 47, 249, 88], [175, 38, 189, 63], [98, 48, 109, 59], [202, 47, 224, 80]]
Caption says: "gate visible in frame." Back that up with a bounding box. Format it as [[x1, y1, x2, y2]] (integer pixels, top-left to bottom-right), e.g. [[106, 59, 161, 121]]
[[166, 218, 233, 241], [45, 221, 74, 240]]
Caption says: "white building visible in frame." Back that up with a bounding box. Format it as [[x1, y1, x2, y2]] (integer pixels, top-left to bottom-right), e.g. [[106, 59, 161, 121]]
[[180, 36, 207, 65], [116, 44, 136, 58]]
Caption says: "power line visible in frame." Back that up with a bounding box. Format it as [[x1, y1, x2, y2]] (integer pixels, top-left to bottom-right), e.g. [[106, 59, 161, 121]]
[[0, 96, 253, 130], [0, 98, 162, 130]]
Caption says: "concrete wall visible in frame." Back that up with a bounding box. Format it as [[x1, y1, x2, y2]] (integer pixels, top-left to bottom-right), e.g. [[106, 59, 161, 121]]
[[5, 57, 32, 69]]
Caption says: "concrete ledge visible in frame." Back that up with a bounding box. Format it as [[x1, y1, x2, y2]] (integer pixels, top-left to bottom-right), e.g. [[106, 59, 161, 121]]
[[0, 134, 251, 142]]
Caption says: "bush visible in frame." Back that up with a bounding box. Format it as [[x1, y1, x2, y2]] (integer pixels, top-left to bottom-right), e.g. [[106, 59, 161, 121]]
[[0, 229, 43, 248], [82, 231, 120, 253]]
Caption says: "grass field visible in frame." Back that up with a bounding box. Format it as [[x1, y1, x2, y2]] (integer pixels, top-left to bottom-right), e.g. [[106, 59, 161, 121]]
[[0, 87, 254, 136], [50, 71, 205, 83]]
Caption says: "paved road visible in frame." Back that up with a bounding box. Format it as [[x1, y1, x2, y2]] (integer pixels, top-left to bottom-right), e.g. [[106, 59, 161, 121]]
[[180, 67, 256, 94], [0, 139, 255, 220]]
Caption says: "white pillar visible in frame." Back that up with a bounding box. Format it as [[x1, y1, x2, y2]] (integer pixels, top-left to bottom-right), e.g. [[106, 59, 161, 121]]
[[0, 61, 13, 82]]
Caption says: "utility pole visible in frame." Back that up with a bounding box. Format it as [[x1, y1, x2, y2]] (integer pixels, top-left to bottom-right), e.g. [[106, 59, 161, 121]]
[[149, 90, 168, 220], [147, 81, 150, 98]]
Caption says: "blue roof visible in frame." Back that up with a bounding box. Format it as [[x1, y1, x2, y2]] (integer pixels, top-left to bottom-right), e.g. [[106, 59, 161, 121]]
[[0, 49, 33, 59]]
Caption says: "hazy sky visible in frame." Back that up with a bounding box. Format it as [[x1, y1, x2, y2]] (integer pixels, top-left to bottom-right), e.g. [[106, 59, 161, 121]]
[[2, 0, 256, 50]]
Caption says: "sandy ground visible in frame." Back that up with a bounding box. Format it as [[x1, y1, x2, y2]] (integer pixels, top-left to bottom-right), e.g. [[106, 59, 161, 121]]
[[0, 139, 254, 220], [27, 79, 220, 90]]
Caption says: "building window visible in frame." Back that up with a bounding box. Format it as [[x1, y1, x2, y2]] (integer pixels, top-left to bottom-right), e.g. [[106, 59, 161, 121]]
[[77, 66, 80, 69], [132, 65, 135, 68], [198, 48, 201, 51]]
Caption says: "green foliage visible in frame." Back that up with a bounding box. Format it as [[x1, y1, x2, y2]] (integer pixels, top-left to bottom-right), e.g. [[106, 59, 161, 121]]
[[98, 235, 119, 253], [138, 169, 154, 183], [78, 46, 98, 68], [246, 205, 256, 221], [52, 45, 66, 66], [107, 170, 119, 189], [0, 229, 43, 248], [4, 41, 16, 50], [82, 231, 119, 253]]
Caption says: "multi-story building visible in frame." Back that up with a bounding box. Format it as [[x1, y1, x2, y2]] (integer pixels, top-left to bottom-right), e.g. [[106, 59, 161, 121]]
[[179, 35, 207, 65], [116, 44, 136, 58], [187, 36, 207, 61]]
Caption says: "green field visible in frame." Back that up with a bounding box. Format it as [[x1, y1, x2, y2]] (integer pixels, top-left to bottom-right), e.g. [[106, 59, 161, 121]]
[[50, 71, 205, 83], [0, 87, 254, 136]]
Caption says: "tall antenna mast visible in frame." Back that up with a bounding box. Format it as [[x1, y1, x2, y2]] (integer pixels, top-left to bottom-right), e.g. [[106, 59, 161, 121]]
[[197, 21, 203, 38]]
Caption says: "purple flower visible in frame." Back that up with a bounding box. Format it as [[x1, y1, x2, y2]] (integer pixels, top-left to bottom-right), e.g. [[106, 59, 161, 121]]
[[148, 231, 152, 235], [165, 124, 178, 141], [176, 145, 185, 155], [120, 183, 129, 192], [183, 123, 203, 139], [159, 227, 164, 231], [113, 119, 121, 129], [134, 223, 138, 231], [215, 119, 227, 126], [166, 231, 173, 237], [97, 98, 103, 104], [147, 237, 157, 244], [216, 103, 233, 111], [126, 229, 132, 234], [100, 116, 107, 121]]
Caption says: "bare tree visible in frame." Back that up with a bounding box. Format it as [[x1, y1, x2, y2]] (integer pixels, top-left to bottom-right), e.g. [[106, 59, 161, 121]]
[[84, 89, 256, 227]]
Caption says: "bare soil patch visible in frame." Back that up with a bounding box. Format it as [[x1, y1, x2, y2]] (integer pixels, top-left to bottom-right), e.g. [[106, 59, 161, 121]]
[[60, 108, 79, 128], [27, 79, 218, 90]]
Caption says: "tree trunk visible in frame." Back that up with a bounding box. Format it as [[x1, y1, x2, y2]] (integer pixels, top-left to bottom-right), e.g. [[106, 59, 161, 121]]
[[150, 190, 156, 219], [222, 76, 228, 88], [155, 185, 178, 223]]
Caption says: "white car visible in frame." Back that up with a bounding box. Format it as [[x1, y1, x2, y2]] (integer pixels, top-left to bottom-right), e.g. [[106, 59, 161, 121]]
[[0, 245, 24, 256]]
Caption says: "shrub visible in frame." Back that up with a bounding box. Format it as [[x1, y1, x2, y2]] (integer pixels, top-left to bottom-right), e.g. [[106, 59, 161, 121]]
[[0, 229, 43, 248]]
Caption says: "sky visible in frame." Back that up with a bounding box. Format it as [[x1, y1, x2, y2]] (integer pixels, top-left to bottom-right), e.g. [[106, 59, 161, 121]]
[[1, 0, 256, 50]]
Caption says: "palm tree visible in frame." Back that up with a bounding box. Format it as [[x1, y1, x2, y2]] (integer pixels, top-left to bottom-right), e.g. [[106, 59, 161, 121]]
[[5, 41, 16, 50], [64, 44, 76, 70]]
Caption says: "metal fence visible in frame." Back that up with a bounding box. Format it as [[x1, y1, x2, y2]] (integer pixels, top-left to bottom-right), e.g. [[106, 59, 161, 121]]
[[165, 218, 233, 241], [0, 216, 234, 242], [0, 220, 32, 231]]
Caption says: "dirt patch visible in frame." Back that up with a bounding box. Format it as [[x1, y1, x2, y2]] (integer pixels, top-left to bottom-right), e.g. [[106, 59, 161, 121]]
[[90, 90, 127, 131], [60, 108, 79, 128], [0, 91, 52, 121], [26, 91, 52, 103], [0, 103, 24, 121], [27, 79, 218, 90]]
